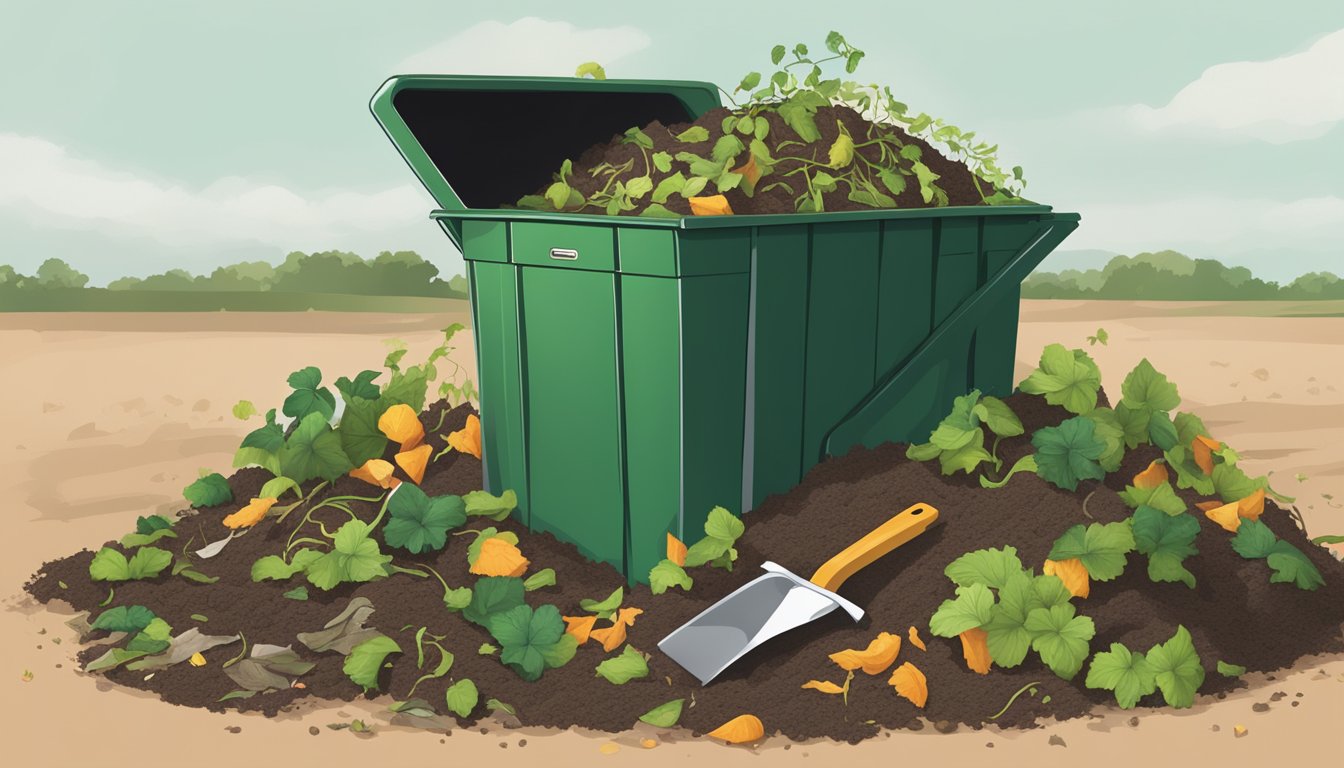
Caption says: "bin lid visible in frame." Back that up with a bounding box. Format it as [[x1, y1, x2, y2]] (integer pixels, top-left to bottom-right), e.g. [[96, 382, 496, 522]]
[[370, 74, 722, 239]]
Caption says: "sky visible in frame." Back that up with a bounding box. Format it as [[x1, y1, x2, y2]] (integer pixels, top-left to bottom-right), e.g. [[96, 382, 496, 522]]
[[0, 0, 1341, 284]]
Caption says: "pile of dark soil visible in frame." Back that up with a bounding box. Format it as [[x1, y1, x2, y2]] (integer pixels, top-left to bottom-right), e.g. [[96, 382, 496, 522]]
[[25, 393, 1344, 743], [525, 104, 990, 216]]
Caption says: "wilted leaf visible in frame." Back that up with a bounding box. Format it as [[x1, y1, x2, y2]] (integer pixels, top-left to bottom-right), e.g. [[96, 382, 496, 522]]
[[1043, 558, 1090, 598], [802, 679, 845, 694], [706, 714, 765, 744], [447, 414, 482, 460], [960, 627, 992, 674], [594, 644, 649, 685], [343, 635, 401, 692], [469, 536, 529, 578], [590, 607, 644, 653], [1133, 460, 1169, 490], [688, 195, 734, 216], [908, 627, 927, 652], [563, 615, 597, 645], [667, 533, 688, 567], [350, 459, 400, 490], [639, 698, 684, 727], [1192, 435, 1220, 476], [296, 597, 380, 655], [222, 497, 277, 529], [378, 403, 425, 450], [1204, 501, 1242, 532], [888, 662, 928, 708], [394, 444, 432, 485], [827, 631, 901, 675]]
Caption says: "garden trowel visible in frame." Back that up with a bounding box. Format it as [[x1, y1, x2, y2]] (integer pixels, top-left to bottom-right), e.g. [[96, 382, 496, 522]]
[[658, 502, 939, 685]]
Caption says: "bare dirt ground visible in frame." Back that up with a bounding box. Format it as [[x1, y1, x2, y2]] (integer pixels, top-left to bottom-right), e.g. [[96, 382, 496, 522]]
[[3, 302, 1342, 767]]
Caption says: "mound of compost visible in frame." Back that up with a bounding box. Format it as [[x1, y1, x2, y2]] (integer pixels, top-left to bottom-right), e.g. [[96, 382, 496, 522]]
[[24, 394, 1344, 744], [523, 104, 992, 216]]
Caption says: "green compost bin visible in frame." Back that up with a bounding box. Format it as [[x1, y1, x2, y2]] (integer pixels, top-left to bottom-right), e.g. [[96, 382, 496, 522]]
[[371, 74, 1080, 583]]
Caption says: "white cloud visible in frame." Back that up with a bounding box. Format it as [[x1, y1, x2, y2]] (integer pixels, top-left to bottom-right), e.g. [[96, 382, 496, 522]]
[[1126, 28, 1344, 143], [395, 17, 650, 76], [0, 133, 435, 251]]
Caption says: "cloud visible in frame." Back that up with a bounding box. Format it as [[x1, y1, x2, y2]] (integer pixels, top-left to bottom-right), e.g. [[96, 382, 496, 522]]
[[1125, 28, 1344, 143], [394, 17, 650, 76], [0, 133, 435, 251]]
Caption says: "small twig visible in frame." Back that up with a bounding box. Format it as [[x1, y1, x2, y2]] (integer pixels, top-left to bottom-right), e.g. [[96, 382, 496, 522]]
[[1081, 490, 1097, 520]]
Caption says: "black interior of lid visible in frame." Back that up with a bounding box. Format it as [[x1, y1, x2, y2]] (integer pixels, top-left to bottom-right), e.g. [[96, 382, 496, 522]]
[[394, 88, 700, 209]]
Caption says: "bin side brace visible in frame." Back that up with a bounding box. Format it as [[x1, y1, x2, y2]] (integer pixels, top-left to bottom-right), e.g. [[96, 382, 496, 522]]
[[821, 213, 1080, 459]]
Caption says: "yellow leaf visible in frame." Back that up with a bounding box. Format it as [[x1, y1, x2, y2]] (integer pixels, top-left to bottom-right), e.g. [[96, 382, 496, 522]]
[[1238, 488, 1265, 520], [1205, 501, 1242, 532], [959, 628, 992, 675], [908, 626, 927, 652], [688, 195, 734, 216], [377, 403, 425, 451], [801, 680, 845, 694], [1043, 558, 1090, 599], [590, 607, 644, 652], [188, 652, 206, 667], [828, 631, 901, 675], [730, 153, 761, 185], [222, 497, 277, 529], [1133, 460, 1169, 490], [706, 714, 765, 744], [564, 615, 597, 645], [349, 458, 400, 490], [447, 414, 482, 460], [888, 662, 928, 708], [1192, 434, 1221, 476], [667, 533, 688, 567], [1195, 500, 1223, 512], [827, 128, 855, 169], [394, 443, 433, 485], [469, 536, 529, 578]]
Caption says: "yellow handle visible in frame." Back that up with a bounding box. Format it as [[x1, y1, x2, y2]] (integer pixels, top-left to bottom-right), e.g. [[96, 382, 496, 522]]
[[809, 503, 940, 592]]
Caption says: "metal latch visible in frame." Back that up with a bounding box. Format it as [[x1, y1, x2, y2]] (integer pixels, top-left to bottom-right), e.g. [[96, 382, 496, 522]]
[[549, 248, 579, 261]]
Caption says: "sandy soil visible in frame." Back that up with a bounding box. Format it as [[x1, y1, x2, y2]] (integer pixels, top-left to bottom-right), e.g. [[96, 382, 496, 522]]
[[3, 303, 1342, 767]]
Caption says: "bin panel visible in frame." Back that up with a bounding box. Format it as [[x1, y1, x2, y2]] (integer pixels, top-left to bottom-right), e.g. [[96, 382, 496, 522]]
[[617, 228, 677, 277], [469, 261, 529, 523], [746, 225, 809, 509], [461, 220, 508, 263], [520, 266, 626, 568], [875, 219, 935, 376], [972, 217, 1039, 396], [511, 222, 616, 272], [801, 222, 881, 473], [619, 274, 682, 582], [933, 218, 980, 326], [678, 229, 751, 276], [680, 272, 750, 538]]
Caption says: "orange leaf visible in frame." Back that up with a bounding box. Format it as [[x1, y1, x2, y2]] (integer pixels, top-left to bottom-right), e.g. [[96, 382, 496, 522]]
[[564, 615, 597, 645], [349, 458, 400, 490], [394, 443, 432, 485], [730, 154, 761, 186], [590, 607, 644, 652], [378, 403, 425, 451], [1192, 434, 1221, 476], [828, 631, 901, 675], [1043, 558, 1090, 599], [222, 497, 276, 529], [1204, 501, 1242, 532], [1195, 500, 1223, 512], [1238, 488, 1265, 520], [1133, 460, 1169, 490], [801, 680, 845, 694], [706, 714, 765, 744], [447, 414, 482, 460], [907, 626, 927, 652], [469, 536, 530, 578], [667, 533, 688, 567], [888, 662, 928, 708], [959, 628, 992, 675], [688, 195, 734, 216]]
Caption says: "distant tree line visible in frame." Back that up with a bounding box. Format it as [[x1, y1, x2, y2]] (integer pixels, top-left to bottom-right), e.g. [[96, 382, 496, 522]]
[[1021, 250, 1344, 300]]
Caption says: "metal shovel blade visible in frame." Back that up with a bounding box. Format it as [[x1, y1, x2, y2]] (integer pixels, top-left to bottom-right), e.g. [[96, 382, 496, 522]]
[[657, 561, 865, 685]]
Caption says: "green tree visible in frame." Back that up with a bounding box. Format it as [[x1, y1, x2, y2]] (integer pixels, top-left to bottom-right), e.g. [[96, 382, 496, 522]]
[[35, 258, 89, 289]]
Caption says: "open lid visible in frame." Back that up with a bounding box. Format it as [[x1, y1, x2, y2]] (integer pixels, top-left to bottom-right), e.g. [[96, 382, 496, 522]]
[[370, 75, 722, 246]]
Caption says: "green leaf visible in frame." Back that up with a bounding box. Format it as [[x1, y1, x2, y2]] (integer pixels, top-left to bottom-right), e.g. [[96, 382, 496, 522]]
[[704, 506, 744, 543], [283, 586, 309, 601], [120, 528, 177, 548], [983, 570, 1037, 667], [445, 678, 478, 718], [90, 605, 156, 634], [974, 396, 1024, 438], [1148, 412, 1178, 451], [684, 536, 730, 568], [233, 446, 281, 476], [626, 175, 654, 199], [1018, 344, 1102, 415], [1266, 540, 1325, 590], [232, 400, 257, 420], [649, 559, 693, 595], [1025, 604, 1095, 680], [770, 44, 786, 64], [651, 172, 686, 205], [1131, 507, 1199, 588], [378, 365, 429, 414], [283, 366, 336, 422], [241, 409, 284, 453], [1032, 417, 1108, 491], [183, 473, 232, 508], [1118, 481, 1186, 516], [938, 429, 994, 476], [639, 698, 685, 727], [929, 391, 983, 451], [737, 72, 761, 92], [338, 397, 388, 467], [1212, 463, 1267, 503], [1085, 643, 1156, 709], [675, 126, 710, 143], [334, 370, 381, 403], [1217, 660, 1247, 677], [579, 586, 623, 614], [1120, 359, 1181, 414], [383, 485, 466, 554], [651, 151, 673, 174], [639, 203, 681, 219], [1083, 407, 1126, 473], [595, 644, 649, 685], [1032, 573, 1074, 609], [258, 476, 300, 501], [1146, 625, 1203, 708], [251, 548, 322, 582], [463, 576, 525, 627], [711, 134, 745, 164], [89, 547, 171, 582], [343, 635, 401, 692], [280, 412, 353, 484], [1172, 412, 1208, 448], [906, 442, 942, 462], [489, 604, 572, 682], [305, 521, 391, 591], [1230, 519, 1278, 559], [126, 618, 172, 655], [135, 515, 173, 535], [929, 583, 995, 637], [443, 587, 472, 611], [1048, 522, 1135, 581], [463, 489, 518, 521], [523, 568, 556, 592], [944, 546, 1024, 590], [1114, 401, 1151, 449]]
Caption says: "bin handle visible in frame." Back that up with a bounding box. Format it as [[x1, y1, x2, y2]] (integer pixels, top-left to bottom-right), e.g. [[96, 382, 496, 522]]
[[550, 248, 579, 261], [821, 214, 1081, 459]]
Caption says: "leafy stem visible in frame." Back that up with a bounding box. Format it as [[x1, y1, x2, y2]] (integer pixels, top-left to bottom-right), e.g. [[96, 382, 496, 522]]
[[988, 681, 1043, 721]]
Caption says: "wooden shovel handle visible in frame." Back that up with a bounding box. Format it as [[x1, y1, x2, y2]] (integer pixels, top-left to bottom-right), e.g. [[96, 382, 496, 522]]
[[809, 503, 940, 593]]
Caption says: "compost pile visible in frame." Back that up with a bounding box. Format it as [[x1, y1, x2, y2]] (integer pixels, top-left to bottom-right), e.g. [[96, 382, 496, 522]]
[[23, 359, 1344, 744]]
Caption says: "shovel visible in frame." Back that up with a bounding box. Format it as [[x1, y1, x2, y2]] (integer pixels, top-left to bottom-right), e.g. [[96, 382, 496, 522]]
[[658, 502, 939, 684]]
